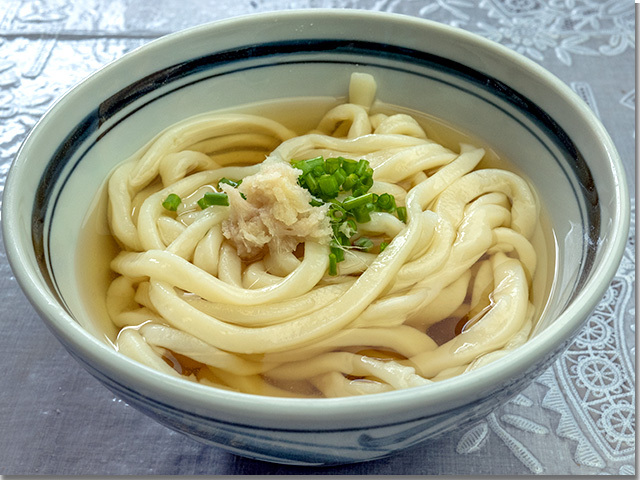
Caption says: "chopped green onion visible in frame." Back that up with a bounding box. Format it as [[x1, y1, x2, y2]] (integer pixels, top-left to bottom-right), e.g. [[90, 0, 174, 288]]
[[218, 177, 241, 189], [330, 241, 345, 262], [376, 193, 394, 211], [292, 156, 324, 175], [332, 223, 351, 245], [341, 218, 358, 238], [363, 166, 374, 179], [312, 165, 326, 177], [342, 193, 375, 211], [336, 232, 351, 246], [317, 174, 339, 198], [341, 157, 358, 174], [325, 156, 341, 174], [355, 159, 368, 177], [354, 237, 374, 251], [332, 168, 347, 187], [328, 253, 338, 276], [329, 204, 347, 222], [290, 155, 406, 264], [396, 206, 407, 222], [162, 193, 181, 212], [197, 192, 229, 209], [342, 173, 359, 191], [303, 172, 319, 194], [353, 205, 372, 223], [352, 186, 366, 197]]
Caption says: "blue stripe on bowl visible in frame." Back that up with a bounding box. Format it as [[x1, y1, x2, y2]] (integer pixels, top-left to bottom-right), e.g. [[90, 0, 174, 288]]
[[74, 334, 563, 464], [33, 38, 599, 314]]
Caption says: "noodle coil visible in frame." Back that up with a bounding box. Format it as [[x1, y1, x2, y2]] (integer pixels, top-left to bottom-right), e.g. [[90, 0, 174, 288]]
[[105, 73, 544, 397]]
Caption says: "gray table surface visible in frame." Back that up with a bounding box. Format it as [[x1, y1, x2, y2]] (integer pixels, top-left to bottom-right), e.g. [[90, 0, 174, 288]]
[[0, 0, 635, 475]]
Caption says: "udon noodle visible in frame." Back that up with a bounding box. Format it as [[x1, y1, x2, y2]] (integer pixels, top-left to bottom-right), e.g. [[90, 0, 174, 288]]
[[103, 73, 544, 397]]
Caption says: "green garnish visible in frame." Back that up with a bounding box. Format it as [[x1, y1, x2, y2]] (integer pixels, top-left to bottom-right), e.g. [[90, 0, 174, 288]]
[[328, 253, 338, 276], [376, 193, 395, 212], [352, 205, 372, 224], [196, 177, 244, 209], [342, 193, 375, 211], [354, 237, 374, 252], [291, 155, 408, 275], [163, 176, 243, 211], [197, 192, 229, 209], [330, 240, 345, 262], [162, 193, 182, 212], [396, 206, 407, 223], [317, 174, 340, 198], [341, 157, 359, 174], [325, 156, 341, 173], [293, 156, 374, 202], [218, 177, 242, 189], [342, 173, 359, 191], [328, 203, 347, 222]]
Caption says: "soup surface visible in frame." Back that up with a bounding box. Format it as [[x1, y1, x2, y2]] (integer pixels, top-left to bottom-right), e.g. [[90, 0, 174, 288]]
[[78, 73, 555, 398]]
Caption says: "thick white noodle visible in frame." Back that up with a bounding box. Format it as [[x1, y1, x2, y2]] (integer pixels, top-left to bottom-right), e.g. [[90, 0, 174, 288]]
[[104, 73, 543, 397]]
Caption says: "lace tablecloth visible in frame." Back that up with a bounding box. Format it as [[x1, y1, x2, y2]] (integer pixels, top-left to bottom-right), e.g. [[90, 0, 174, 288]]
[[0, 0, 634, 475]]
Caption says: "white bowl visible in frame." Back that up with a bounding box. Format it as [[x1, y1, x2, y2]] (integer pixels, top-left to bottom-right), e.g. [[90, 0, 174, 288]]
[[2, 10, 629, 465]]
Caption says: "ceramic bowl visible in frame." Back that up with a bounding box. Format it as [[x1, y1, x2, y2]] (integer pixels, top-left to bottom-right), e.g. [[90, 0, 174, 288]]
[[2, 10, 629, 465]]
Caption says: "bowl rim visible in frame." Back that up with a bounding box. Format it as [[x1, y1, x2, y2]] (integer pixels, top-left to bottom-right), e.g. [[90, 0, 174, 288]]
[[2, 9, 630, 427]]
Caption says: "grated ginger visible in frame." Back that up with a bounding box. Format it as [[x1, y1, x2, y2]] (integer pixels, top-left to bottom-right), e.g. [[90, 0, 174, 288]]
[[221, 158, 331, 259]]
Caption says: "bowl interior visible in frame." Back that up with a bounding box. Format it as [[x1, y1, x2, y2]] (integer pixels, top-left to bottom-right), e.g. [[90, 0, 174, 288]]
[[5, 11, 628, 421]]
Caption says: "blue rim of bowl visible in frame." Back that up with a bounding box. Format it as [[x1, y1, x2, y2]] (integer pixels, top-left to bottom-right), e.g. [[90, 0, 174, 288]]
[[32, 38, 600, 315]]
